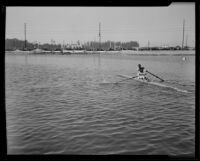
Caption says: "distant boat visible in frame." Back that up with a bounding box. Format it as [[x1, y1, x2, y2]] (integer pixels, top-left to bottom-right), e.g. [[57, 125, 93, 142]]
[[182, 57, 186, 61], [31, 48, 45, 54], [12, 49, 29, 54], [14, 49, 22, 52], [61, 49, 72, 54]]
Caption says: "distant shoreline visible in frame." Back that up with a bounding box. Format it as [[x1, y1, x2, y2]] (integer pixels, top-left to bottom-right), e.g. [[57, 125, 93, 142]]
[[5, 50, 195, 56]]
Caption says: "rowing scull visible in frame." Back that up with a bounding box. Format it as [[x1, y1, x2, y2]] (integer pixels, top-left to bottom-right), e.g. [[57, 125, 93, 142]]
[[116, 74, 189, 93]]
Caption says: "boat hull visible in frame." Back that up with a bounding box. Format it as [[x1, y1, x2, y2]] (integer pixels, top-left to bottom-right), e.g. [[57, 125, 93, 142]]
[[117, 74, 150, 83], [116, 74, 189, 93], [134, 78, 150, 83]]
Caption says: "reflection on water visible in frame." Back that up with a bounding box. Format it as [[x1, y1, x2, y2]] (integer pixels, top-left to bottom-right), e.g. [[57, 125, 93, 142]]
[[6, 54, 195, 155]]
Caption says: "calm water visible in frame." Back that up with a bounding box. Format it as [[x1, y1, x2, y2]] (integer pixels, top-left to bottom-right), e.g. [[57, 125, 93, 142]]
[[6, 53, 195, 155]]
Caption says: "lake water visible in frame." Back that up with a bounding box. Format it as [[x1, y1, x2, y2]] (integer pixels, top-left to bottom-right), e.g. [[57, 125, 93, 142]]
[[6, 53, 195, 155]]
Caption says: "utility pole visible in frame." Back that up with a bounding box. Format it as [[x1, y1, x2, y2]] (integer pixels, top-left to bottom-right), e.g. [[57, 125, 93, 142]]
[[24, 23, 27, 50], [148, 40, 150, 50], [182, 19, 185, 49], [186, 35, 188, 48], [99, 22, 101, 50], [94, 37, 96, 51]]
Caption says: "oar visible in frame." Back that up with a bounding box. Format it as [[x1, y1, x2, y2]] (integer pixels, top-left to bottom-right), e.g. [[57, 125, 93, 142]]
[[115, 75, 138, 84], [146, 70, 164, 82], [116, 75, 128, 78]]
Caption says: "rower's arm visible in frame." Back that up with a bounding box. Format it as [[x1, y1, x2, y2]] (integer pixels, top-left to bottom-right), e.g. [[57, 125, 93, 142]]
[[144, 69, 148, 74]]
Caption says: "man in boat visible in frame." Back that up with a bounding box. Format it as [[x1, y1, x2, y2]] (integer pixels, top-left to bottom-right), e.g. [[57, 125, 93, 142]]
[[137, 64, 150, 81]]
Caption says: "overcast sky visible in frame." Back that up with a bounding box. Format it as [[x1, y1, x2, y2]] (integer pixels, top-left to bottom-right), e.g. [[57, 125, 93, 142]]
[[6, 3, 195, 47]]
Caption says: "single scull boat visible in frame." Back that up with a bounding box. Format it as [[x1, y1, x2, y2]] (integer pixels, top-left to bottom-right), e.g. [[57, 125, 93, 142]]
[[116, 74, 189, 93]]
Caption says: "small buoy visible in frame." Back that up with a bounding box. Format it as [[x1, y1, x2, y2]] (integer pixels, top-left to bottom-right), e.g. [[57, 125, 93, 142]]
[[182, 57, 186, 61]]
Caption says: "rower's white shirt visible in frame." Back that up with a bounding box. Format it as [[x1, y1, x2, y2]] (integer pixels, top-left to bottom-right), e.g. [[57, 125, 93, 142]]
[[137, 68, 147, 80]]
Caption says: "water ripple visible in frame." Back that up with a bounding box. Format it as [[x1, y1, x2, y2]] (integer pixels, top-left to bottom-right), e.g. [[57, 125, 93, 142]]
[[6, 54, 195, 155]]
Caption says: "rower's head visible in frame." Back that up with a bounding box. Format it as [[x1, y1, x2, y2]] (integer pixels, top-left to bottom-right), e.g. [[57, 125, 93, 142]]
[[138, 64, 141, 67]]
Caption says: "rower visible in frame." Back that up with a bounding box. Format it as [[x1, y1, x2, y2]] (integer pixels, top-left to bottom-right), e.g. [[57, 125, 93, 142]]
[[137, 64, 149, 81]]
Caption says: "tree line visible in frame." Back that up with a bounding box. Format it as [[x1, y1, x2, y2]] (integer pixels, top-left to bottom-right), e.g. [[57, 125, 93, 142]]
[[5, 38, 139, 51]]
